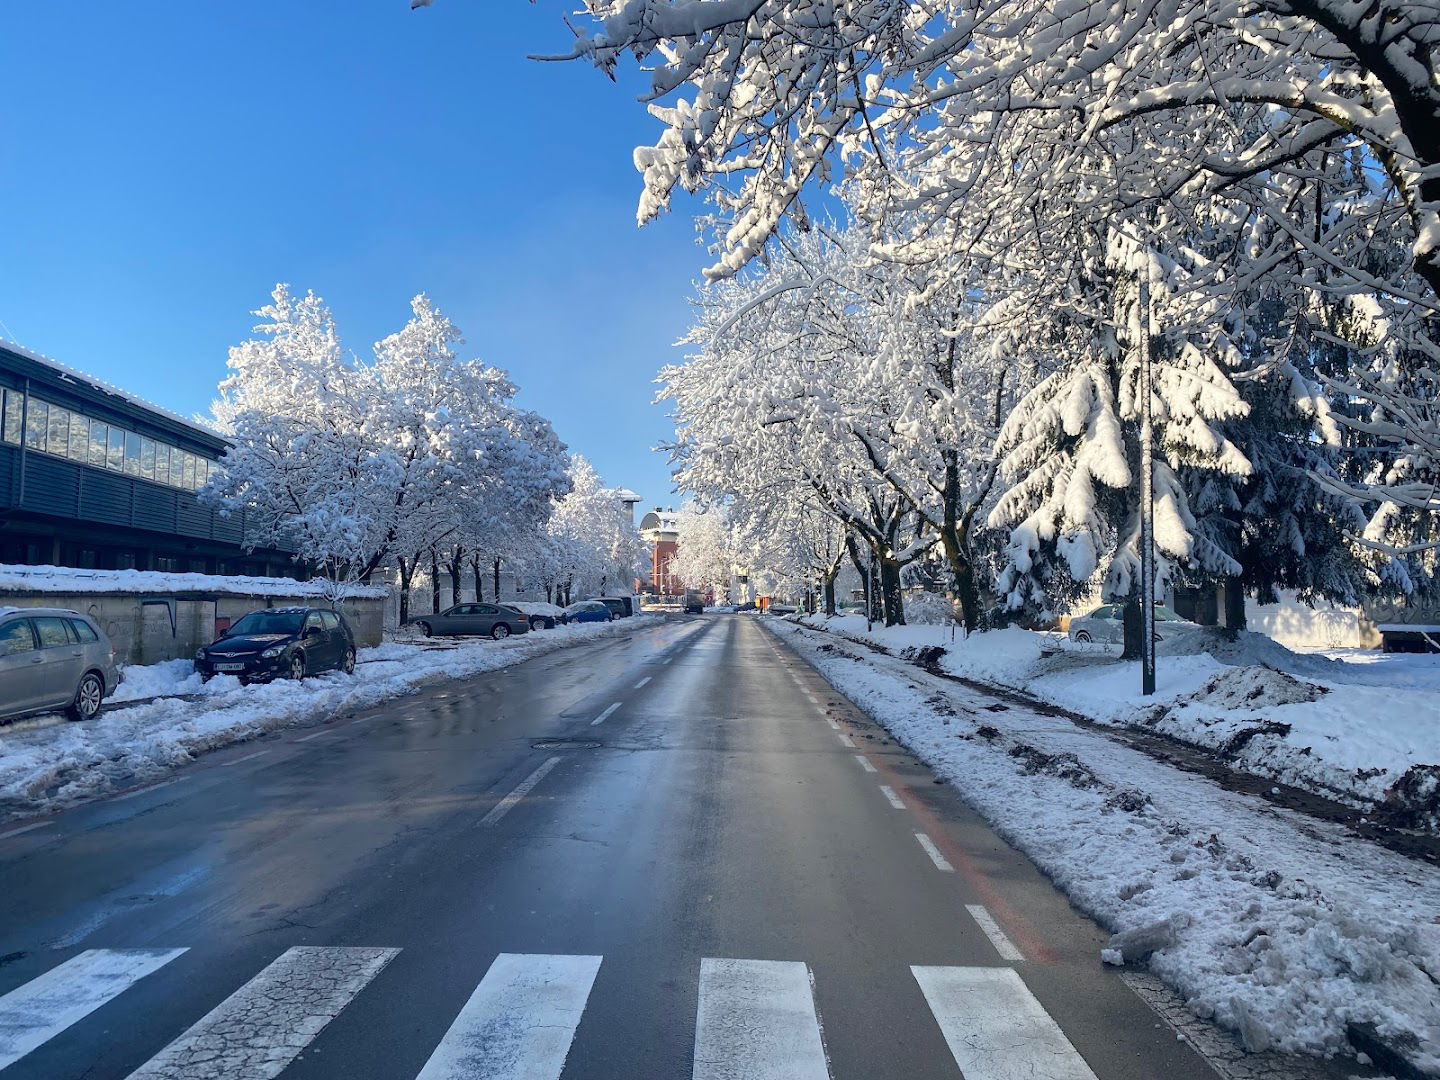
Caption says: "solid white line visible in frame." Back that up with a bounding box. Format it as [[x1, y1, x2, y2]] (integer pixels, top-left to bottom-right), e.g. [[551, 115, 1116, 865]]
[[879, 785, 906, 810], [694, 958, 831, 1080], [293, 729, 329, 743], [0, 821, 48, 839], [481, 757, 562, 826], [836, 733, 856, 748], [853, 755, 877, 774], [591, 702, 622, 726], [219, 750, 270, 768], [110, 779, 186, 803], [966, 904, 1025, 962], [129, 946, 396, 1080], [416, 953, 601, 1080], [912, 966, 1098, 1080], [915, 832, 955, 872], [633, 676, 651, 689], [0, 949, 186, 1070]]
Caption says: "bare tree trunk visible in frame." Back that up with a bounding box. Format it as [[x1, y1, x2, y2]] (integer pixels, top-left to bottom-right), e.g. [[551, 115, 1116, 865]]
[[493, 556, 502, 602], [397, 556, 416, 625], [822, 569, 837, 616], [430, 547, 442, 614], [448, 546, 464, 608], [878, 552, 905, 627], [471, 553, 484, 602]]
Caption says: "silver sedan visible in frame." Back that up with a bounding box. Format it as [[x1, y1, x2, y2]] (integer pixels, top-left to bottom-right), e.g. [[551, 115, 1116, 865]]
[[411, 604, 531, 640], [1067, 603, 1197, 644]]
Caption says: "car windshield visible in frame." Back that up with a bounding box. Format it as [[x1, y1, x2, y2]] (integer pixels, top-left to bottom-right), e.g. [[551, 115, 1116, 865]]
[[228, 611, 305, 636]]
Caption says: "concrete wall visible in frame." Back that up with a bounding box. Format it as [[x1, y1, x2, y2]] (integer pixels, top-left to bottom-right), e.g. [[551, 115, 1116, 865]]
[[0, 590, 386, 666]]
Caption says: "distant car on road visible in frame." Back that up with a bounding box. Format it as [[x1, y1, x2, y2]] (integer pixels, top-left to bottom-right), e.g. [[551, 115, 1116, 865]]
[[0, 607, 121, 723], [683, 590, 706, 615], [195, 607, 355, 683], [506, 601, 564, 631], [561, 600, 614, 625], [1067, 603, 1196, 644], [411, 603, 531, 640]]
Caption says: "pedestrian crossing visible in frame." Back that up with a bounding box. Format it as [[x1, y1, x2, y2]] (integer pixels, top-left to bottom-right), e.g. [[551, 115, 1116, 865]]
[[0, 949, 1104, 1079]]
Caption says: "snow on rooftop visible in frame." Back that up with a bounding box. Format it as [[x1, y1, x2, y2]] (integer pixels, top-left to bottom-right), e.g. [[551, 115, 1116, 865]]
[[0, 338, 225, 445], [0, 564, 386, 599]]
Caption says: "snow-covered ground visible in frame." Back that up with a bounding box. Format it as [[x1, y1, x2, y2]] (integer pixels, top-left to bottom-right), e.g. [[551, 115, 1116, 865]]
[[771, 618, 1440, 1075], [0, 617, 660, 821], [794, 613, 1440, 828]]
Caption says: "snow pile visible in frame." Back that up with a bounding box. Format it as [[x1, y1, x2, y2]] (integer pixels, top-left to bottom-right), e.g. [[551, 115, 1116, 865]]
[[0, 563, 386, 598], [111, 660, 211, 703], [769, 620, 1440, 1074], [797, 615, 1440, 828], [0, 617, 659, 820]]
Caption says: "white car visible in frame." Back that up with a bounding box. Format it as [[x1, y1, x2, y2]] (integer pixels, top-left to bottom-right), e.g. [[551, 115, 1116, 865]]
[[1067, 603, 1196, 644]]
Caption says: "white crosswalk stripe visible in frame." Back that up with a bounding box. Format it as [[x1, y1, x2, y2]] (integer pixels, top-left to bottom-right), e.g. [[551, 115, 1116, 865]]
[[693, 958, 831, 1080], [416, 952, 601, 1080], [0, 948, 186, 1070], [0, 949, 1113, 1080], [912, 965, 1099, 1080], [126, 946, 397, 1080]]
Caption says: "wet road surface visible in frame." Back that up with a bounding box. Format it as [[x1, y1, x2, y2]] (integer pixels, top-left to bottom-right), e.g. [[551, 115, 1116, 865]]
[[0, 615, 1263, 1078]]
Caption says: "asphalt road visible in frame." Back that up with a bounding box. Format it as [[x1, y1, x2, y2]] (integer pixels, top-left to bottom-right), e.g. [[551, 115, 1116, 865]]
[[0, 614, 1265, 1079]]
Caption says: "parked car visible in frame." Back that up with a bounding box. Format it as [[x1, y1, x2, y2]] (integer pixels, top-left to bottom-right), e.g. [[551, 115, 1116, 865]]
[[410, 603, 531, 640], [587, 596, 635, 619], [561, 600, 614, 625], [195, 607, 356, 682], [0, 607, 121, 723], [1067, 603, 1196, 644], [505, 601, 564, 631], [683, 590, 706, 615]]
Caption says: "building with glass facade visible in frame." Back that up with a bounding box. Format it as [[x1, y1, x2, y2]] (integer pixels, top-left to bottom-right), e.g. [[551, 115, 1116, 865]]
[[0, 341, 296, 576]]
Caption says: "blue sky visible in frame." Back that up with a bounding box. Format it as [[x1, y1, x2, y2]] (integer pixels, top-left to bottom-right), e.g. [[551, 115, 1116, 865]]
[[0, 1, 707, 514]]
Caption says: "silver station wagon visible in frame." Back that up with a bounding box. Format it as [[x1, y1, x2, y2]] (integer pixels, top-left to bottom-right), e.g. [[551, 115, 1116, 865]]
[[0, 607, 122, 723]]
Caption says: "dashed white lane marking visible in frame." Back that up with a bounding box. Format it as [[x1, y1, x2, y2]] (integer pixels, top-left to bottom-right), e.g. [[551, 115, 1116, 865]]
[[911, 966, 1098, 1080], [0, 821, 48, 839], [879, 785, 906, 810], [853, 755, 877, 774], [965, 905, 1025, 962], [110, 779, 187, 803], [416, 953, 601, 1080], [128, 946, 396, 1080], [0, 948, 186, 1070], [836, 733, 856, 748], [824, 718, 840, 730], [480, 757, 562, 826], [693, 958, 831, 1080], [591, 702, 622, 726], [292, 729, 330, 743], [915, 833, 955, 872], [219, 750, 270, 768], [633, 676, 652, 689]]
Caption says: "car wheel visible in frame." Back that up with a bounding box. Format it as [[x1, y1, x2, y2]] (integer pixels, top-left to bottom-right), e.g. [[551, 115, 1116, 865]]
[[1073, 630, 1092, 643], [492, 623, 511, 640], [67, 672, 105, 722], [417, 622, 433, 638], [341, 648, 356, 675], [530, 617, 545, 632], [288, 653, 306, 681]]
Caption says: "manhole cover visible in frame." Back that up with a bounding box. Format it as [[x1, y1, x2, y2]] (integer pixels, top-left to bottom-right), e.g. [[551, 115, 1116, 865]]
[[531, 738, 602, 750]]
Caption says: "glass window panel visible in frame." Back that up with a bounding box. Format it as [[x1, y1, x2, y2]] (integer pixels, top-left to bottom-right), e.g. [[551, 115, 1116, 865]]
[[46, 406, 68, 456], [140, 438, 156, 480], [89, 420, 109, 465], [124, 431, 141, 475], [24, 399, 47, 450], [182, 453, 197, 490], [168, 447, 184, 487], [2, 390, 22, 445], [107, 427, 124, 471], [68, 413, 89, 461], [154, 443, 170, 485]]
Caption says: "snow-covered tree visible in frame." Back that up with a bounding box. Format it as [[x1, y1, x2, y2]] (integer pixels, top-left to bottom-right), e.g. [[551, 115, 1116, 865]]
[[670, 503, 734, 595], [543, 456, 645, 602]]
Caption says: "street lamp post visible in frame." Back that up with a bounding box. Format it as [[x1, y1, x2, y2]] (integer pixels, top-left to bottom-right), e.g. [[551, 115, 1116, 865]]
[[1138, 273, 1157, 696]]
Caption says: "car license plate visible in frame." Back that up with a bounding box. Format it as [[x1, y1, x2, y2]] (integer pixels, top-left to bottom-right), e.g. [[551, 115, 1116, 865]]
[[215, 663, 246, 672]]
